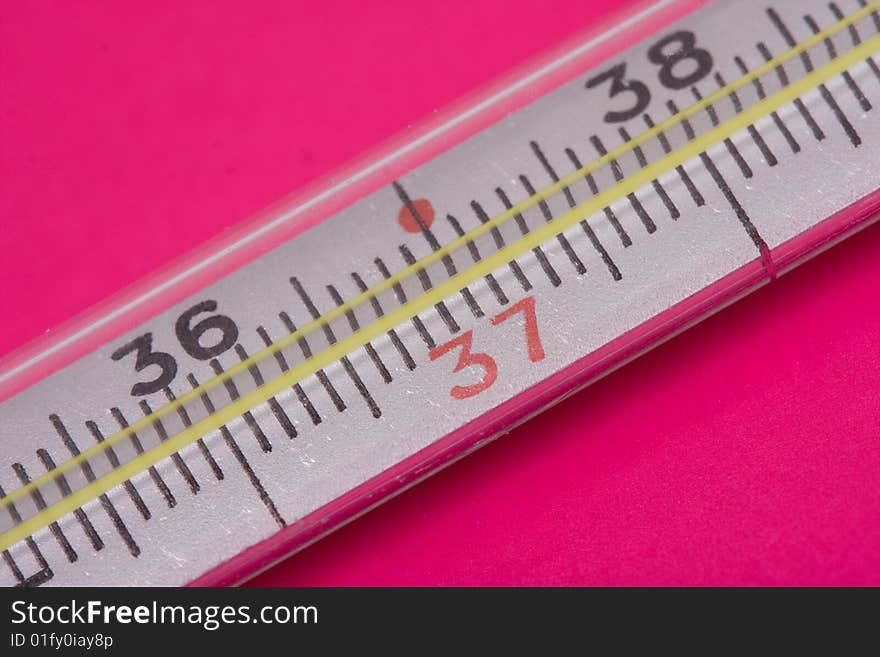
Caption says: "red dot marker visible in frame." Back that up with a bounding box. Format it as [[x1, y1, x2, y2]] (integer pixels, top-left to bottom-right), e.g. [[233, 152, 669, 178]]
[[398, 198, 435, 233]]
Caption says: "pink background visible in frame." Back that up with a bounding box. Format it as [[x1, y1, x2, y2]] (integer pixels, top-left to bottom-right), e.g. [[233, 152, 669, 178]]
[[2, 1, 879, 585]]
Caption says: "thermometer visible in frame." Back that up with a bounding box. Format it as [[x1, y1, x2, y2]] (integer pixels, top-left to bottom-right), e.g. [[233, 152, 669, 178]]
[[2, 0, 880, 586]]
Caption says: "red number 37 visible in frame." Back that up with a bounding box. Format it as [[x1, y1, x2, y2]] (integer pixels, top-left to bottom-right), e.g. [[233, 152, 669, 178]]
[[429, 295, 545, 400]]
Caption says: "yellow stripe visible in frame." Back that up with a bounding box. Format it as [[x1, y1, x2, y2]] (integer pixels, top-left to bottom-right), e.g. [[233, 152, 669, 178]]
[[2, 4, 879, 552]]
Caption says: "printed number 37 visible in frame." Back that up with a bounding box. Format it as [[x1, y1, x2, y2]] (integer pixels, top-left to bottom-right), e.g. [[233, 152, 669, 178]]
[[429, 296, 545, 400]]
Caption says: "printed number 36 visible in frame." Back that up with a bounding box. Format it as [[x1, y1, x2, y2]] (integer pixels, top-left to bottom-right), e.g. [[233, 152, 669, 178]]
[[429, 296, 545, 400]]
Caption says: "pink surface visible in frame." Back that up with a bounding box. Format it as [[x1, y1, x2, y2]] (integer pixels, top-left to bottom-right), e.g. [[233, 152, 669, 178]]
[[2, 1, 879, 585]]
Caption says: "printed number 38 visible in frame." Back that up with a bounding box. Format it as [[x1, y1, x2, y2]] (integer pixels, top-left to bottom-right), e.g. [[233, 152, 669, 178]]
[[429, 296, 545, 400], [585, 30, 714, 123]]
